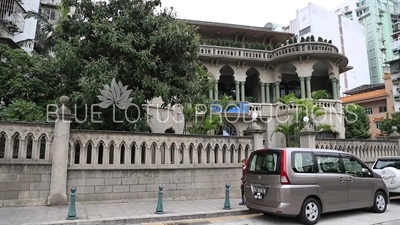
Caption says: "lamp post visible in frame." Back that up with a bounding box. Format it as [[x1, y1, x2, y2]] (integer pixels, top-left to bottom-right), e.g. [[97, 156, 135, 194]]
[[303, 116, 310, 129], [251, 112, 258, 129]]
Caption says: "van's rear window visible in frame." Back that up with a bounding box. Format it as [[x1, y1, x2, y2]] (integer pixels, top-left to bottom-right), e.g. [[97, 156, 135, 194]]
[[248, 151, 281, 174]]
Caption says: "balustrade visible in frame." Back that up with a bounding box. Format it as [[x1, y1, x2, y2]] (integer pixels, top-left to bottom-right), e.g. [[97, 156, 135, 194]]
[[199, 42, 339, 61]]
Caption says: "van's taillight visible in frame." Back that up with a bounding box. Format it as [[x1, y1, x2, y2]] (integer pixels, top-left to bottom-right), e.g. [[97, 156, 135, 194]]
[[280, 150, 291, 185]]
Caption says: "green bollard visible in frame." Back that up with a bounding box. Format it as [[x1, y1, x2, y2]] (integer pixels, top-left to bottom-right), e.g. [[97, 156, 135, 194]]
[[223, 184, 231, 210], [67, 187, 77, 220], [155, 185, 164, 214]]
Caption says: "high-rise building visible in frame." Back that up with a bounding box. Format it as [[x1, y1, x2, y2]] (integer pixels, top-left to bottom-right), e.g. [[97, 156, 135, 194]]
[[0, 0, 26, 48], [12, 0, 40, 52], [289, 3, 370, 96], [334, 0, 400, 84]]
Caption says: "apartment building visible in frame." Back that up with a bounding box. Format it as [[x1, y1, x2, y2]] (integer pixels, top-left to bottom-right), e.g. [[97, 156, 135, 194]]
[[0, 0, 26, 47], [289, 3, 370, 96], [386, 58, 400, 112], [334, 0, 400, 84], [341, 73, 395, 139], [12, 0, 40, 52]]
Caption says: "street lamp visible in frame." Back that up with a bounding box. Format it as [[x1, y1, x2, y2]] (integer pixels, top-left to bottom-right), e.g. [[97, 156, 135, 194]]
[[303, 116, 310, 128], [251, 112, 258, 129]]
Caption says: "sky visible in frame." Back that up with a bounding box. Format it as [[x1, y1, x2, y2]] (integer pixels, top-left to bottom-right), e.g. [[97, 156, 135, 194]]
[[161, 0, 357, 27]]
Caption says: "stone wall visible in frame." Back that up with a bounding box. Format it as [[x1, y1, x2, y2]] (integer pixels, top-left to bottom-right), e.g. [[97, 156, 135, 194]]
[[66, 168, 241, 202], [0, 164, 51, 207]]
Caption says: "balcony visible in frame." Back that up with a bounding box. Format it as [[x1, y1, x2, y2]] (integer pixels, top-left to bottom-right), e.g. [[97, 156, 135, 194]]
[[199, 42, 340, 63], [0, 0, 25, 35]]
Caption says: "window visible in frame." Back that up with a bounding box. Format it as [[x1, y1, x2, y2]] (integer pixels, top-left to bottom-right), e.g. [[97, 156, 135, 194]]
[[315, 155, 343, 173], [379, 106, 387, 112], [248, 151, 280, 174], [368, 49, 376, 58], [292, 152, 315, 173], [345, 6, 350, 11], [376, 121, 382, 128], [299, 26, 311, 36], [342, 156, 374, 177], [365, 108, 373, 114], [369, 58, 377, 67], [373, 159, 400, 169]]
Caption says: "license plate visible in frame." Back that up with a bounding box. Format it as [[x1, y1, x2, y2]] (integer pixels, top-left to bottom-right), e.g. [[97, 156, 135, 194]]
[[251, 184, 268, 200]]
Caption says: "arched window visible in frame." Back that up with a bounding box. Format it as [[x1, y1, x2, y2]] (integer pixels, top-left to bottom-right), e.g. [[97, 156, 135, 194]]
[[217, 120, 238, 136]]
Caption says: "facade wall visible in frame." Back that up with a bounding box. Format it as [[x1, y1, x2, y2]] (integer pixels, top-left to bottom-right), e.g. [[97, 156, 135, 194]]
[[0, 164, 51, 207], [12, 0, 41, 52], [290, 3, 370, 96], [66, 168, 241, 202]]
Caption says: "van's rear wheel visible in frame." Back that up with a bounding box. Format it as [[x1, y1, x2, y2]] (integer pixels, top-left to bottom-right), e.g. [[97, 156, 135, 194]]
[[298, 198, 321, 225]]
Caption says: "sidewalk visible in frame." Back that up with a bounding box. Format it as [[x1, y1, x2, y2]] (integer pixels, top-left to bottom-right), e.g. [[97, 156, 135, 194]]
[[0, 198, 251, 225]]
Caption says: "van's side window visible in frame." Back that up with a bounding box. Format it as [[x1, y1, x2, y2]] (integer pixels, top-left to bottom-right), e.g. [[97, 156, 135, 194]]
[[315, 155, 343, 173], [342, 156, 374, 178], [291, 152, 315, 173]]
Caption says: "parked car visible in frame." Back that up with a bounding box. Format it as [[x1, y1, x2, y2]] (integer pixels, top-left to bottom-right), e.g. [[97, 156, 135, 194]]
[[244, 148, 389, 225], [371, 156, 400, 195]]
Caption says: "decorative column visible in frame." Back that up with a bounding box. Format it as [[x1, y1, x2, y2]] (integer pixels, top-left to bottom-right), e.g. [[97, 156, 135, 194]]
[[214, 82, 218, 100], [305, 77, 312, 99], [243, 112, 266, 151], [265, 83, 270, 103], [209, 90, 213, 100], [235, 81, 240, 101], [275, 82, 280, 100], [300, 77, 306, 99], [388, 127, 400, 156], [331, 78, 338, 100], [260, 83, 266, 103], [240, 82, 245, 101], [47, 96, 74, 206]]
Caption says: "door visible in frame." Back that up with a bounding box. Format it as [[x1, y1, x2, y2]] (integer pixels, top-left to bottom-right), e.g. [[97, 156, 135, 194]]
[[245, 149, 282, 208], [341, 155, 374, 208], [315, 154, 349, 211]]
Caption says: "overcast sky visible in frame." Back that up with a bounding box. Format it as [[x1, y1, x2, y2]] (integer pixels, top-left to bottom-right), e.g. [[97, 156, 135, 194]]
[[161, 0, 357, 27]]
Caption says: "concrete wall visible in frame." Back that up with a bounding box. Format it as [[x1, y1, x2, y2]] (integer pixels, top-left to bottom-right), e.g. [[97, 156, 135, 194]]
[[66, 168, 241, 202], [0, 164, 51, 207]]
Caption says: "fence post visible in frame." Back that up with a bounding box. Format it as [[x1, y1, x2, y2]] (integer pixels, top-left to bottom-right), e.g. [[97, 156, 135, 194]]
[[299, 116, 317, 148], [243, 112, 266, 151], [389, 126, 400, 156], [47, 96, 74, 206]]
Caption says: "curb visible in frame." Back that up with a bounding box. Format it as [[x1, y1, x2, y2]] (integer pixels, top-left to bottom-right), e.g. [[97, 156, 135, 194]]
[[21, 208, 256, 225], [372, 219, 400, 225]]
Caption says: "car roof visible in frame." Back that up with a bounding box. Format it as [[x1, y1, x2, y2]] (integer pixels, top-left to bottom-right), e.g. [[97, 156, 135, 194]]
[[253, 147, 348, 155]]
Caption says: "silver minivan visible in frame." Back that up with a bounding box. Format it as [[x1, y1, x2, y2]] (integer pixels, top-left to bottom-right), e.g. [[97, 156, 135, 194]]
[[245, 148, 389, 225]]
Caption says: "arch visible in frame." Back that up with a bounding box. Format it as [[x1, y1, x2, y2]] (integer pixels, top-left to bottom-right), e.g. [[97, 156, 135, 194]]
[[74, 140, 82, 164], [188, 143, 195, 164], [216, 120, 239, 136], [109, 141, 116, 164], [311, 61, 334, 98], [218, 65, 236, 100], [25, 133, 34, 159], [165, 128, 175, 134], [170, 142, 177, 164], [244, 67, 261, 102], [86, 141, 93, 164], [0, 132, 6, 159], [11, 132, 20, 159], [130, 142, 138, 164], [140, 142, 147, 164], [278, 63, 300, 98], [160, 142, 167, 164], [197, 143, 203, 164], [97, 141, 105, 164]]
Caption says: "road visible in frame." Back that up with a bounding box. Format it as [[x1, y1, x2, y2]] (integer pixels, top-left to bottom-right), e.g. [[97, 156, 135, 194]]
[[143, 198, 400, 225]]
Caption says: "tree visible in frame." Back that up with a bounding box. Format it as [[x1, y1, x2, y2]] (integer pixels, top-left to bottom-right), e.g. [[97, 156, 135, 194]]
[[272, 90, 335, 147], [49, 0, 207, 132], [0, 45, 60, 108], [0, 100, 46, 122], [380, 112, 400, 136], [344, 104, 371, 139]]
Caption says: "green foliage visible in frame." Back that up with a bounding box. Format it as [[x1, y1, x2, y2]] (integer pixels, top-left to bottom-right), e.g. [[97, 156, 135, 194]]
[[184, 94, 237, 135], [380, 112, 400, 136], [305, 36, 310, 42], [0, 45, 60, 108], [318, 37, 323, 42], [271, 92, 334, 147], [245, 96, 256, 103], [0, 100, 46, 122], [328, 40, 332, 44], [300, 37, 305, 42], [344, 104, 371, 139], [312, 90, 331, 100]]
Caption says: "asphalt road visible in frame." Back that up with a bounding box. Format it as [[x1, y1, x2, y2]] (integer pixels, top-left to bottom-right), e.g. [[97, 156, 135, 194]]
[[144, 198, 400, 225]]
